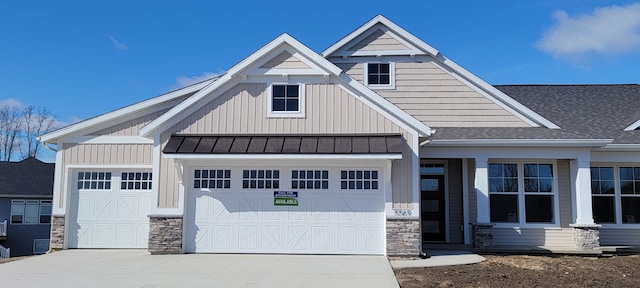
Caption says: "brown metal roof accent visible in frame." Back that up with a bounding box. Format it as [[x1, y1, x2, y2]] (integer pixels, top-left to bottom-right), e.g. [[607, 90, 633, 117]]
[[247, 137, 268, 153], [178, 137, 200, 153], [299, 137, 318, 153], [162, 134, 404, 155], [264, 137, 284, 153], [334, 137, 352, 153], [213, 137, 234, 153], [164, 136, 184, 153], [351, 137, 370, 153], [195, 137, 217, 153], [229, 137, 251, 153], [282, 137, 302, 153], [369, 136, 388, 153]]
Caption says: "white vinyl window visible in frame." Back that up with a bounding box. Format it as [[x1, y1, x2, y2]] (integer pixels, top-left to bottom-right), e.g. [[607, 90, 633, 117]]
[[121, 172, 152, 190], [591, 165, 640, 225], [291, 170, 329, 190], [364, 62, 395, 89], [242, 169, 280, 189], [77, 172, 112, 190], [194, 169, 231, 189], [267, 84, 305, 118], [340, 170, 379, 190], [488, 162, 557, 225]]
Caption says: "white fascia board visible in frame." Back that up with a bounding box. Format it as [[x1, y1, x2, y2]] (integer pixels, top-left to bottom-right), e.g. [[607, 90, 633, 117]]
[[322, 15, 439, 58], [163, 154, 402, 160], [434, 54, 560, 129], [65, 135, 154, 144], [623, 119, 640, 131], [140, 33, 343, 137], [596, 144, 640, 151], [338, 73, 434, 137], [40, 79, 214, 143], [427, 139, 613, 147]]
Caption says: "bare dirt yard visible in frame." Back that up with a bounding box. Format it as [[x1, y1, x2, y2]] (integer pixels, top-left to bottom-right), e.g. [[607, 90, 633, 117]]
[[395, 254, 640, 288]]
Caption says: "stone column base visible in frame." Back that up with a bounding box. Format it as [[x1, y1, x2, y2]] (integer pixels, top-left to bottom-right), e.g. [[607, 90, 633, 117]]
[[50, 215, 65, 251], [386, 217, 420, 256], [148, 215, 183, 255], [570, 224, 601, 250], [471, 223, 494, 248]]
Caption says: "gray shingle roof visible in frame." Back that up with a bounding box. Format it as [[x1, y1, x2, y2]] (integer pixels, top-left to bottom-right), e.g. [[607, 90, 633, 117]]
[[0, 158, 54, 197], [431, 84, 640, 144]]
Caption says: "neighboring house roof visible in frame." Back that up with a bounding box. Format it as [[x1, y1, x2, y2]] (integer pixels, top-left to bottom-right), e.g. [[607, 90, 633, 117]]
[[0, 158, 54, 197], [431, 84, 640, 146]]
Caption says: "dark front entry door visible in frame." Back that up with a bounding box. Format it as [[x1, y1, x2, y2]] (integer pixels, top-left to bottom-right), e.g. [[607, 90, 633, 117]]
[[421, 175, 446, 242]]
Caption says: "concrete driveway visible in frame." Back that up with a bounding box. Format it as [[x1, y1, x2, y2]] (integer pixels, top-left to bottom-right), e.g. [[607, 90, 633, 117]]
[[0, 250, 399, 288]]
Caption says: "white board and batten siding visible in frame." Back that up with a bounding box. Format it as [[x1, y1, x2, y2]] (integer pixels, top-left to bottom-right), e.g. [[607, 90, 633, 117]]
[[157, 82, 415, 210]]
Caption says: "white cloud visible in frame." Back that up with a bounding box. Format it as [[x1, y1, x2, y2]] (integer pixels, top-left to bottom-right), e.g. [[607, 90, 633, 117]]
[[108, 35, 128, 50], [171, 72, 221, 90], [537, 3, 640, 59], [0, 98, 25, 108]]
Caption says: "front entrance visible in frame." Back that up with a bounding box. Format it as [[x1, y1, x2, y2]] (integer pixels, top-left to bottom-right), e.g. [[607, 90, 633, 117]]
[[421, 174, 446, 242]]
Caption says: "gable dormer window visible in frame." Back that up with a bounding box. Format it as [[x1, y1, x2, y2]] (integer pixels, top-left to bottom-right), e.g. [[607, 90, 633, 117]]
[[267, 84, 305, 118], [365, 62, 395, 89]]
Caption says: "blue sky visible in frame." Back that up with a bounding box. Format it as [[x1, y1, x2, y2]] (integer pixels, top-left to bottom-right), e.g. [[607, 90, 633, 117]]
[[1, 1, 640, 162]]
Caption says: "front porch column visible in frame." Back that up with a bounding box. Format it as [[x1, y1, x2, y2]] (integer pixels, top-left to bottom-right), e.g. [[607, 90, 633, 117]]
[[570, 159, 600, 250], [474, 158, 490, 223], [571, 159, 595, 225]]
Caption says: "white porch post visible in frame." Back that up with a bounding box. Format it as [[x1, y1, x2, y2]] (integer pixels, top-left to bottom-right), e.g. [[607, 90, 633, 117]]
[[474, 157, 490, 223], [571, 159, 595, 225]]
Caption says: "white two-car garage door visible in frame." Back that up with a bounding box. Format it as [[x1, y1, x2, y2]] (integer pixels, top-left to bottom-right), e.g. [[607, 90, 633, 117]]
[[185, 167, 385, 255], [69, 170, 151, 248]]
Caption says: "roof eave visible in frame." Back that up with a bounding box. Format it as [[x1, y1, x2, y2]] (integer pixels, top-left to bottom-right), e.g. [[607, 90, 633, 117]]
[[39, 79, 215, 143], [426, 139, 614, 148], [595, 144, 640, 151]]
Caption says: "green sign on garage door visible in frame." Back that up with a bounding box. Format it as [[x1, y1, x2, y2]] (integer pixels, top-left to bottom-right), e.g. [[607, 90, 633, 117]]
[[274, 191, 298, 206]]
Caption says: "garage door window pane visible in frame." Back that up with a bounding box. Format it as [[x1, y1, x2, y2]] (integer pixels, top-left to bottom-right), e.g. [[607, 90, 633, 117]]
[[243, 169, 279, 189], [122, 172, 153, 190], [292, 170, 328, 190], [194, 169, 230, 189], [78, 171, 112, 190], [340, 170, 379, 190]]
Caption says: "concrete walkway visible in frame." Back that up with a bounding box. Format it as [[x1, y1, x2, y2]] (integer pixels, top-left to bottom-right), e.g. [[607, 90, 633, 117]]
[[390, 250, 485, 268], [0, 250, 399, 288]]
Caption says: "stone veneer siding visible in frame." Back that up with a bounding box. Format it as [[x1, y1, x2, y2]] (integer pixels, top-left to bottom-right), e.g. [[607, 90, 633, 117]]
[[50, 215, 65, 251], [386, 217, 420, 256], [148, 215, 183, 254], [570, 224, 601, 250], [471, 223, 494, 248]]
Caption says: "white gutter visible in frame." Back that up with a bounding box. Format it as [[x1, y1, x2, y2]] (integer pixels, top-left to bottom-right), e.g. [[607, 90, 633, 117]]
[[595, 144, 640, 151], [426, 139, 614, 147], [163, 154, 402, 160]]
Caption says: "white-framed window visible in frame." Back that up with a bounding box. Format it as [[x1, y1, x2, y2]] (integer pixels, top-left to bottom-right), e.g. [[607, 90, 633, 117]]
[[77, 171, 112, 190], [364, 62, 395, 89], [267, 84, 305, 118], [292, 170, 329, 190], [11, 199, 51, 225], [340, 170, 379, 190], [194, 169, 231, 189], [121, 172, 152, 190], [488, 162, 557, 225], [242, 169, 280, 189], [591, 165, 640, 225], [33, 239, 50, 254]]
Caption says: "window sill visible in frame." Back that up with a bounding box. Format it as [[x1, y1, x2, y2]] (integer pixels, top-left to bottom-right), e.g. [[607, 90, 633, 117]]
[[366, 84, 395, 90], [266, 112, 305, 118]]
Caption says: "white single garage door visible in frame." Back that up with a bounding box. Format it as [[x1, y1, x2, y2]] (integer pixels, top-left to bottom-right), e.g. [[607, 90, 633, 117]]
[[185, 168, 385, 255], [69, 170, 151, 248]]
